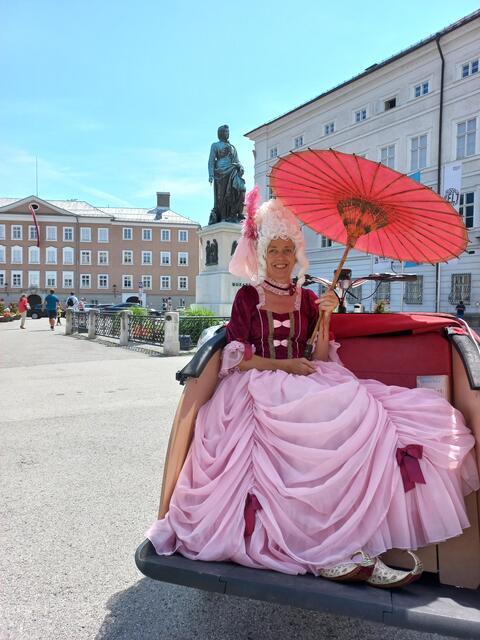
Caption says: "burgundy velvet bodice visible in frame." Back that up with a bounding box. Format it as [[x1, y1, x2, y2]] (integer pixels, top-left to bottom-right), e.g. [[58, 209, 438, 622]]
[[226, 285, 319, 359]]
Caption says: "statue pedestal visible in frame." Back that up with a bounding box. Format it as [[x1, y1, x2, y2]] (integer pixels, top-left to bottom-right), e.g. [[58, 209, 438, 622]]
[[194, 222, 244, 317]]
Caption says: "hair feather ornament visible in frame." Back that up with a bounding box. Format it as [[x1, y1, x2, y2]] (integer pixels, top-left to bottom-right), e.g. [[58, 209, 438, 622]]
[[244, 185, 260, 240]]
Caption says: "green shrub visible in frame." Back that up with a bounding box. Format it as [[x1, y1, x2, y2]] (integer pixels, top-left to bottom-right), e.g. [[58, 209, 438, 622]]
[[131, 306, 149, 316], [182, 307, 216, 317]]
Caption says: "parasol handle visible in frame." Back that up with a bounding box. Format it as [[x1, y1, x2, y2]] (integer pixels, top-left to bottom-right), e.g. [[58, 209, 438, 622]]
[[304, 243, 353, 360]]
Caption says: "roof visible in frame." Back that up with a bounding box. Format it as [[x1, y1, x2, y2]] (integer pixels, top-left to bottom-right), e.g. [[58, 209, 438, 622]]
[[98, 206, 200, 226], [245, 10, 480, 136], [0, 196, 200, 226]]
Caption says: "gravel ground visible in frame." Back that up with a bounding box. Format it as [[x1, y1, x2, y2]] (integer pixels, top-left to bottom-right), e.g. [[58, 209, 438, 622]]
[[0, 318, 465, 640]]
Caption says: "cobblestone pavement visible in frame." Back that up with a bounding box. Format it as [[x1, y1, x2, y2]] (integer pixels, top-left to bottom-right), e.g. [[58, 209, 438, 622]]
[[0, 318, 465, 640]]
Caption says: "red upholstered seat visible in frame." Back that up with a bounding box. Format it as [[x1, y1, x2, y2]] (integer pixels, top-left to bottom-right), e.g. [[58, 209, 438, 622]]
[[330, 313, 462, 388]]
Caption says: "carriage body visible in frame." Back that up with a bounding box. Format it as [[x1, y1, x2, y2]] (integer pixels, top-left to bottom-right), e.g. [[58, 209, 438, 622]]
[[135, 312, 480, 635]]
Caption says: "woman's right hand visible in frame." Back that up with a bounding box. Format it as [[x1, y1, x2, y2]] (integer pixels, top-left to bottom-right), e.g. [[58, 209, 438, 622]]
[[284, 358, 317, 376]]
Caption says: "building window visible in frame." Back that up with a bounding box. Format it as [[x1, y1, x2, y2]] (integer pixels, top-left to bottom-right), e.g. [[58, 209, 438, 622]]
[[141, 275, 152, 289], [98, 250, 109, 265], [404, 276, 423, 304], [63, 272, 74, 288], [346, 285, 363, 305], [294, 135, 304, 149], [355, 109, 367, 122], [63, 247, 74, 265], [456, 118, 476, 159], [414, 82, 429, 98], [122, 275, 132, 289], [450, 273, 471, 304], [0, 270, 4, 285], [80, 274, 91, 289], [63, 227, 73, 241], [0, 245, 5, 263], [269, 146, 278, 159], [142, 251, 152, 265], [11, 246, 23, 263], [178, 276, 188, 290], [45, 247, 57, 264], [142, 228, 152, 241], [45, 226, 57, 241], [98, 228, 109, 243], [380, 144, 395, 169], [462, 59, 479, 78], [320, 236, 332, 248], [178, 229, 188, 242], [122, 250, 133, 264], [80, 227, 91, 242], [459, 192, 475, 229], [29, 225, 38, 241], [161, 251, 171, 265], [28, 246, 40, 264], [45, 271, 57, 288], [374, 281, 391, 303], [410, 134, 428, 171], [0, 224, 4, 240], [161, 229, 171, 242], [12, 271, 22, 287], [11, 225, 22, 240], [98, 274, 108, 288], [160, 275, 171, 290], [384, 97, 397, 111], [178, 251, 188, 266], [28, 271, 40, 287], [324, 122, 335, 135], [80, 250, 91, 265], [123, 227, 133, 240]]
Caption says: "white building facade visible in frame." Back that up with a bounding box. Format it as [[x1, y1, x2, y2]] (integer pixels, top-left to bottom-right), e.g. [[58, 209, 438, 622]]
[[246, 11, 480, 321]]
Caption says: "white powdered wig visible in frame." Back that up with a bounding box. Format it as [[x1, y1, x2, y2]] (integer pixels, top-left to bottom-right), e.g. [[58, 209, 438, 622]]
[[255, 199, 309, 285]]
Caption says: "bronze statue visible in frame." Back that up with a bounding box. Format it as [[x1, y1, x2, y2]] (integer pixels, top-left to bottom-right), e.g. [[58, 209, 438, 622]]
[[208, 125, 246, 224], [205, 239, 218, 265]]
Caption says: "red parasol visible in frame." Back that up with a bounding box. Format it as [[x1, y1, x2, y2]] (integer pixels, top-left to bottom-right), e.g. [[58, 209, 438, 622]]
[[270, 149, 468, 354]]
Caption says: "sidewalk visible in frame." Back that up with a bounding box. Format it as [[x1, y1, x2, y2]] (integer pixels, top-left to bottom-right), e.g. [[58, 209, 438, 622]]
[[0, 317, 470, 640]]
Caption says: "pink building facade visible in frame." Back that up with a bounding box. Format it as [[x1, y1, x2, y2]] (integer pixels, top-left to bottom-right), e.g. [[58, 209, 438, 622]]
[[0, 192, 200, 310]]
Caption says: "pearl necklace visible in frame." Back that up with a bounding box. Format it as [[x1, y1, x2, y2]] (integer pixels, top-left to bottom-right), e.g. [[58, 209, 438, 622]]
[[262, 279, 296, 296]]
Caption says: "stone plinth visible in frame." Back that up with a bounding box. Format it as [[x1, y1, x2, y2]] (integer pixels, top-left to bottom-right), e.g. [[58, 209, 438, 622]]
[[194, 222, 244, 316]]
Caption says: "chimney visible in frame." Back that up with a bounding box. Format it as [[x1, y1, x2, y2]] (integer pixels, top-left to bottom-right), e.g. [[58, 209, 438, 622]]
[[156, 191, 170, 209]]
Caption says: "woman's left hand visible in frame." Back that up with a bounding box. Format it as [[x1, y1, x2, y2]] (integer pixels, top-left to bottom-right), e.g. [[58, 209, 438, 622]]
[[315, 290, 338, 313]]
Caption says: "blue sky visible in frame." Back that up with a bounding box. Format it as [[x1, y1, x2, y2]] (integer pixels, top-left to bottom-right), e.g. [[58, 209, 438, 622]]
[[1, 1, 478, 225]]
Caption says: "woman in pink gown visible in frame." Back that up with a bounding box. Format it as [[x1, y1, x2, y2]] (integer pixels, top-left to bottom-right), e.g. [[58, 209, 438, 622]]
[[147, 195, 479, 587]]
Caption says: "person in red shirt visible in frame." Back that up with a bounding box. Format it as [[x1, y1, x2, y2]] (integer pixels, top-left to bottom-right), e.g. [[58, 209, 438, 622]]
[[18, 294, 29, 329]]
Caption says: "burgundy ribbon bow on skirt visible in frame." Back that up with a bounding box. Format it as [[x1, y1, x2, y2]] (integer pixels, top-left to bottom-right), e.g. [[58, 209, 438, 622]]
[[396, 444, 427, 493]]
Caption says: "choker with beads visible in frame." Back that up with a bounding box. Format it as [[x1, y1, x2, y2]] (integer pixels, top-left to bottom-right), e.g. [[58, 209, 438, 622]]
[[262, 279, 296, 296]]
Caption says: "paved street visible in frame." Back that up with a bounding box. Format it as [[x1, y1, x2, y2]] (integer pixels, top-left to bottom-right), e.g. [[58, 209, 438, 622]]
[[0, 317, 466, 640]]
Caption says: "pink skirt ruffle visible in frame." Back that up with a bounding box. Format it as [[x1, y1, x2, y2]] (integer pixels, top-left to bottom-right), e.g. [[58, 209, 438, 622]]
[[147, 359, 479, 575]]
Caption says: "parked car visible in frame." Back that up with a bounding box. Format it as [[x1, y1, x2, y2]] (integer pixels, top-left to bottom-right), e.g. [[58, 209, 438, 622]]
[[98, 303, 162, 317], [28, 304, 45, 319]]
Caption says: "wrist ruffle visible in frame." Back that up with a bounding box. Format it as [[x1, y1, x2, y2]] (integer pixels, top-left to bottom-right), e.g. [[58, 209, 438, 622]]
[[219, 340, 255, 378], [328, 339, 343, 364]]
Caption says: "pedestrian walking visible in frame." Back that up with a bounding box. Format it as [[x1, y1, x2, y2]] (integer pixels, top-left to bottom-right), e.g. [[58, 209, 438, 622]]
[[456, 300, 466, 319], [66, 292, 78, 310], [44, 289, 60, 331], [56, 301, 63, 326], [18, 294, 30, 329]]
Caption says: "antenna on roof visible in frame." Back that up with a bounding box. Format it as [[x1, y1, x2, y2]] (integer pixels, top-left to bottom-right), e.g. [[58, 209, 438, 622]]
[[35, 156, 38, 196]]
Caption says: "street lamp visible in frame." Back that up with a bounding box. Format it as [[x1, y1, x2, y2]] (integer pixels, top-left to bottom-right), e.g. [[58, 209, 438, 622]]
[[112, 284, 117, 300], [4, 281, 8, 297]]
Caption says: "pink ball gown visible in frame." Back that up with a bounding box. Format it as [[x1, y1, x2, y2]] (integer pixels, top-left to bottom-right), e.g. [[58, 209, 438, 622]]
[[147, 285, 479, 575]]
